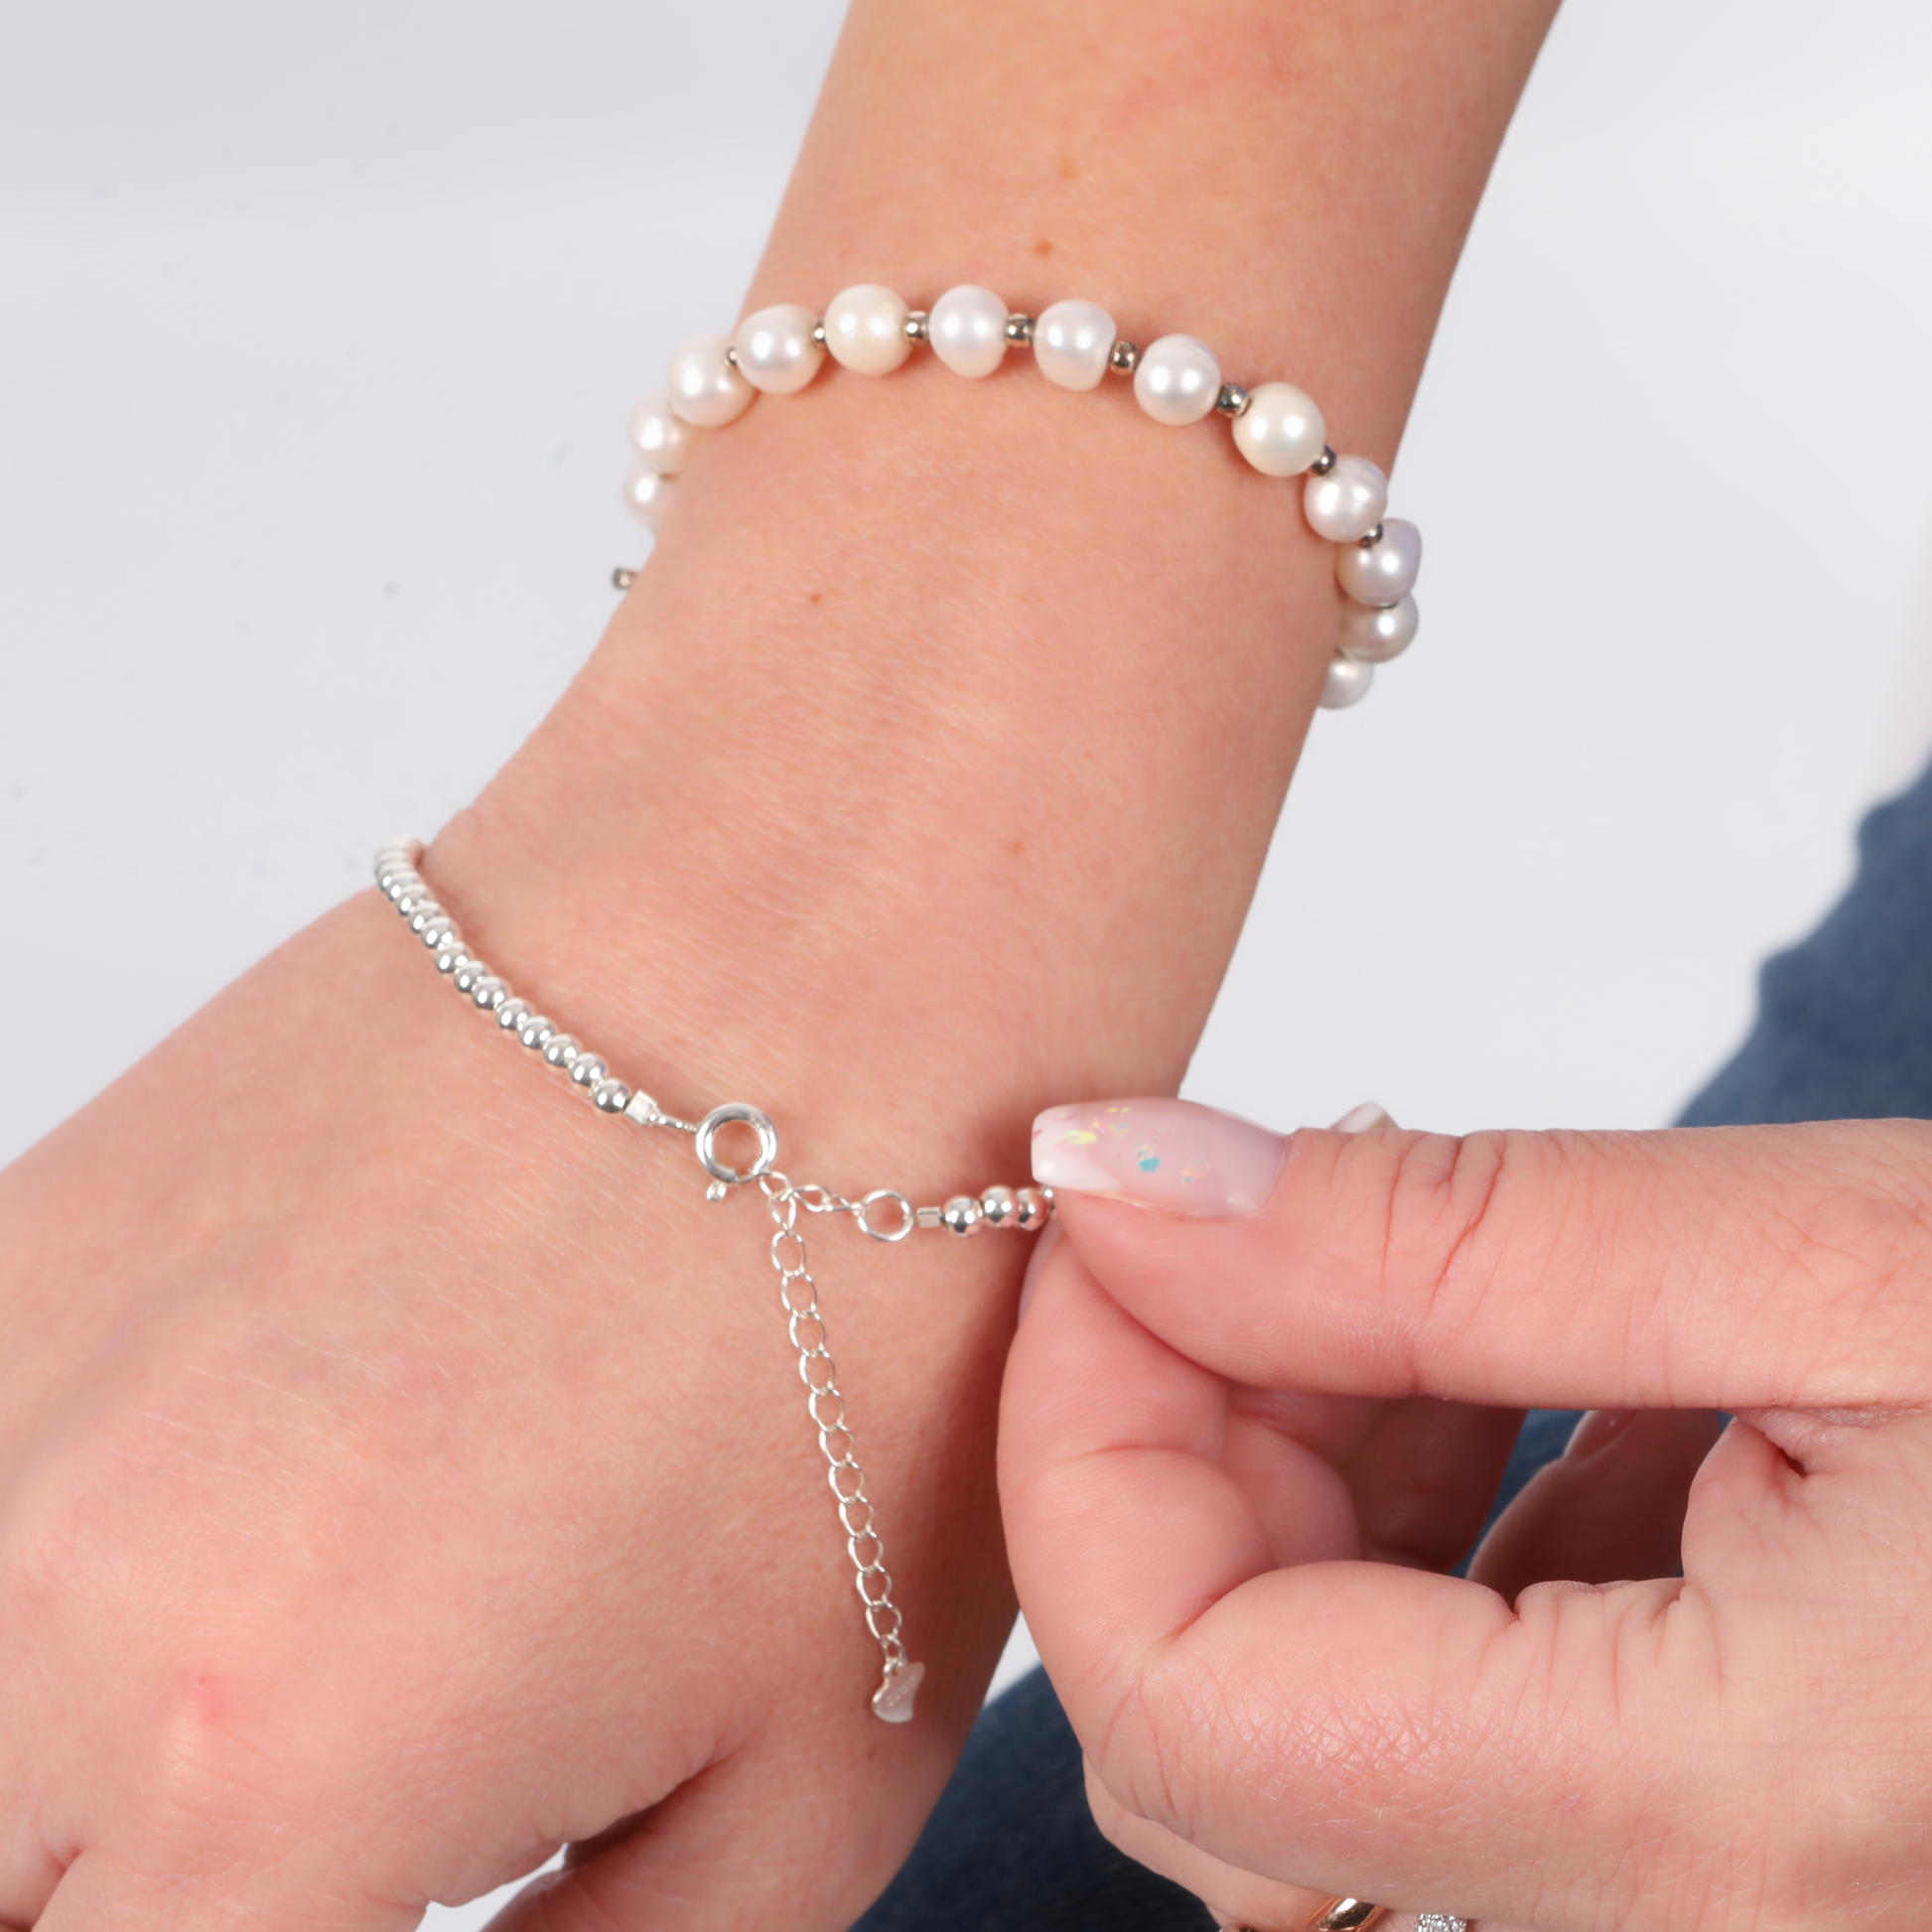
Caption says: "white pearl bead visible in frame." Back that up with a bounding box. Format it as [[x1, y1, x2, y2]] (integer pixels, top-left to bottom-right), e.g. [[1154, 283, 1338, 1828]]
[[1133, 334, 1221, 426], [622, 464, 675, 532], [929, 285, 1010, 378], [1318, 655, 1375, 709], [1339, 595, 1419, 663], [1233, 381, 1326, 477], [824, 284, 911, 375], [1304, 455, 1389, 542], [1335, 517, 1421, 606], [731, 304, 825, 394], [1034, 299, 1116, 391], [666, 333, 755, 427], [625, 389, 697, 476]]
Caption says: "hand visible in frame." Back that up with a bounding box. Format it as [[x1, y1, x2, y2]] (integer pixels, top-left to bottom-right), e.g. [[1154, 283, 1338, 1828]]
[[1002, 1098, 1932, 1931]]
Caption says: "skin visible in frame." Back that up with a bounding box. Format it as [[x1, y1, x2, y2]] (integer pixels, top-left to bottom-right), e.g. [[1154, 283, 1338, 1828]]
[[0, 2, 1557, 1926], [1002, 1122, 1932, 1932]]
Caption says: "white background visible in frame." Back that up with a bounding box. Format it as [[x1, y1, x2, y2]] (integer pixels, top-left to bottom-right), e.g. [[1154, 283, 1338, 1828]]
[[5, 1, 1932, 1923]]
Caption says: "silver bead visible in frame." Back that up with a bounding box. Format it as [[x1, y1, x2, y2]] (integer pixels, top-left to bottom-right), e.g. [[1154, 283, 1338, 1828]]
[[384, 878, 419, 903], [434, 946, 466, 975], [388, 879, 424, 906], [569, 1054, 606, 1086], [453, 960, 486, 993], [471, 975, 506, 1009], [418, 915, 458, 948], [542, 1034, 580, 1067], [1108, 340, 1141, 375], [1016, 1185, 1052, 1230], [724, 343, 740, 366], [980, 1184, 1019, 1229], [406, 901, 443, 932], [1357, 522, 1384, 548], [494, 997, 530, 1029], [941, 1194, 983, 1237], [593, 1078, 631, 1113], [518, 1015, 556, 1048], [1004, 314, 1035, 345], [904, 310, 930, 343], [811, 319, 828, 345], [1214, 382, 1252, 417], [1311, 445, 1338, 476]]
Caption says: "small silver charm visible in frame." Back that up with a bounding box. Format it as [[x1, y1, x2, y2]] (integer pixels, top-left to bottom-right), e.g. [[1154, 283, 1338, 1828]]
[[871, 1659, 925, 1725]]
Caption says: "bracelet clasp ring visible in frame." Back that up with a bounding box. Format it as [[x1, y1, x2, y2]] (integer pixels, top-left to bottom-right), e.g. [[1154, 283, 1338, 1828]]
[[694, 1102, 780, 1188]]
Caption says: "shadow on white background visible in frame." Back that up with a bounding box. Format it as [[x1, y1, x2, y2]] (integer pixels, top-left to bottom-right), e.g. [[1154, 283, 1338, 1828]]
[[5, 0, 1932, 1923]]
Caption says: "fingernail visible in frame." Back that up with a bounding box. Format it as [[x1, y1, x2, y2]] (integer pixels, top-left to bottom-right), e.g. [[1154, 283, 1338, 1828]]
[[1031, 1098, 1287, 1218], [1015, 1220, 1062, 1325], [1329, 1100, 1394, 1134]]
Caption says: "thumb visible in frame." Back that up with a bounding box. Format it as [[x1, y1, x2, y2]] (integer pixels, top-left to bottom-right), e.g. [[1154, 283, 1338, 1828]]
[[1031, 1098, 1932, 1413]]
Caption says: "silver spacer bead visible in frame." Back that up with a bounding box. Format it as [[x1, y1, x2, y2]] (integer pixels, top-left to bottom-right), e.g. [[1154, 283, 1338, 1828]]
[[941, 1193, 984, 1237], [495, 997, 531, 1030], [569, 1054, 607, 1087], [612, 566, 637, 592], [1015, 1185, 1052, 1231], [385, 875, 419, 902], [724, 344, 741, 366], [622, 1089, 663, 1125], [518, 1015, 556, 1048], [471, 975, 506, 1009], [418, 915, 458, 948], [1004, 314, 1035, 345], [914, 1204, 944, 1230], [453, 960, 486, 994], [1214, 382, 1252, 417], [811, 320, 828, 346], [1108, 340, 1141, 375], [1357, 522, 1385, 548], [541, 1034, 580, 1067], [904, 310, 930, 343], [1311, 446, 1338, 476], [434, 947, 466, 975], [407, 902, 444, 934], [593, 1078, 631, 1113], [980, 1184, 1019, 1230]]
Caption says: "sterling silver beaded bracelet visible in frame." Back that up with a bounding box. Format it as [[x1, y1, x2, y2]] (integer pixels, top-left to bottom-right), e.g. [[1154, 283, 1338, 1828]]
[[619, 284, 1423, 711], [374, 837, 1049, 1724]]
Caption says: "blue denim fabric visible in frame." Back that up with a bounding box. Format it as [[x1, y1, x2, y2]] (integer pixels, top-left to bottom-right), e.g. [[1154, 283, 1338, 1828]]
[[857, 761, 1932, 1932]]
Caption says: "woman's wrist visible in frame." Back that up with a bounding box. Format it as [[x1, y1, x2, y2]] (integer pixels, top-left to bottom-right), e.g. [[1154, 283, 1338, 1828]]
[[424, 0, 1560, 1190]]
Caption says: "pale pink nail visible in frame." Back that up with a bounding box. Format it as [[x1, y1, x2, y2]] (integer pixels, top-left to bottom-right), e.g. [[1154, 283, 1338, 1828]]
[[1031, 1098, 1287, 1219], [1014, 1220, 1062, 1325], [1329, 1100, 1394, 1133]]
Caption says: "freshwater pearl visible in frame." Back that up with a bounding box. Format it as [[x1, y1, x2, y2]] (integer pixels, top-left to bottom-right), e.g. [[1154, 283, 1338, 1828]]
[[1034, 300, 1116, 391], [929, 284, 1010, 378], [1335, 517, 1422, 606], [825, 284, 911, 374], [1133, 335, 1221, 426], [1318, 655, 1375, 709], [666, 333, 755, 426], [731, 304, 825, 394], [1304, 454, 1389, 542], [622, 465, 675, 532], [1338, 595, 1419, 663], [1232, 381, 1326, 477], [625, 389, 697, 476]]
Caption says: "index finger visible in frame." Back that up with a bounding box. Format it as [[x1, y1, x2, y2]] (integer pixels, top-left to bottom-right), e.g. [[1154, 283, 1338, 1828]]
[[1032, 1101, 1932, 1414]]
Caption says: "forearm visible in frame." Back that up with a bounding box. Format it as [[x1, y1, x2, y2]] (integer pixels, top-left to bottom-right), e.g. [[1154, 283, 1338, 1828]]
[[432, 0, 1559, 1192]]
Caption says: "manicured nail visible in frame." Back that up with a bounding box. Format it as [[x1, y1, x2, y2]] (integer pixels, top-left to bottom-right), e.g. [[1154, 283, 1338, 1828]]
[[1329, 1100, 1393, 1133], [1032, 1098, 1287, 1218], [1014, 1220, 1062, 1325]]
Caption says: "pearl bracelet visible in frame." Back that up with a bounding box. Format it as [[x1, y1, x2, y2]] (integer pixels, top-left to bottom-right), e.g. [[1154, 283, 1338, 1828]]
[[374, 838, 1049, 1724], [621, 283, 1423, 711]]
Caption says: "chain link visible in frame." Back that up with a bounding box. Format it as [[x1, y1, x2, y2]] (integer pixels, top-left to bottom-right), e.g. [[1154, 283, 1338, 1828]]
[[759, 1172, 911, 1676]]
